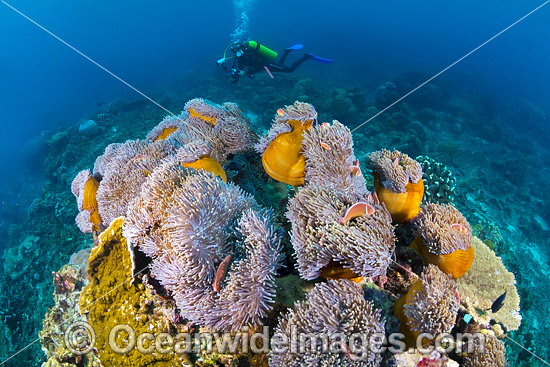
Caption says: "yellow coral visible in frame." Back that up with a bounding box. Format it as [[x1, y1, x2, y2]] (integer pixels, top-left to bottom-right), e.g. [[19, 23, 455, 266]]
[[456, 236, 521, 331], [40, 264, 102, 367], [79, 218, 191, 366]]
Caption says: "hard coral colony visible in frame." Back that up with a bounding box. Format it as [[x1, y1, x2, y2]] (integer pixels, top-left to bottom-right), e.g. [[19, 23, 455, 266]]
[[50, 99, 518, 366]]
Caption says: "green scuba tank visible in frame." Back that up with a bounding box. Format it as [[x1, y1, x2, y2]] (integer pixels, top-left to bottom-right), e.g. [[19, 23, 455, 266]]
[[248, 40, 278, 60]]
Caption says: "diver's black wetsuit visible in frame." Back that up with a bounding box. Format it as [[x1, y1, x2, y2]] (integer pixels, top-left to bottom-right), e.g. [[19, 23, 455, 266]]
[[241, 47, 312, 75], [223, 41, 312, 82]]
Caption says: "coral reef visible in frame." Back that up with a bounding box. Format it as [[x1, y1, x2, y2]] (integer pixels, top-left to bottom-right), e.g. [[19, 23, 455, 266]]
[[25, 95, 535, 367], [368, 149, 424, 223], [3, 234, 40, 280], [78, 120, 100, 138], [0, 323, 13, 366], [330, 88, 358, 123], [411, 203, 474, 279], [374, 82, 399, 110], [269, 279, 385, 367], [457, 236, 521, 331], [416, 155, 456, 204]]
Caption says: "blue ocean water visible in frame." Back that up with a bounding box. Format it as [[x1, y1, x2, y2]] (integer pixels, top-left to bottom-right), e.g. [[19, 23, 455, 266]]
[[0, 0, 549, 365]]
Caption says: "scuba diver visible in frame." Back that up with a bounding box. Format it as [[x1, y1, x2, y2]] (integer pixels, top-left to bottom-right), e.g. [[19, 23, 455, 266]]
[[217, 40, 332, 83]]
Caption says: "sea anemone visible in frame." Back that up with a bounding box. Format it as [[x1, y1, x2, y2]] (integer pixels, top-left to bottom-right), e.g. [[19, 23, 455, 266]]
[[146, 114, 184, 142], [71, 169, 103, 232], [394, 264, 459, 348], [175, 141, 227, 182], [257, 102, 317, 186], [92, 142, 123, 179], [302, 120, 368, 198], [96, 139, 175, 225], [166, 99, 258, 165], [269, 279, 385, 367], [214, 110, 259, 156], [287, 184, 395, 281], [209, 208, 284, 331], [124, 163, 283, 332], [184, 97, 227, 126], [462, 333, 507, 367], [368, 149, 424, 223], [411, 203, 474, 279]]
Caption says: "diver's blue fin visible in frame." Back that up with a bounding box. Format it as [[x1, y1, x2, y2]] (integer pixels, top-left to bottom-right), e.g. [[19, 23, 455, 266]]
[[287, 43, 304, 50], [306, 53, 333, 64]]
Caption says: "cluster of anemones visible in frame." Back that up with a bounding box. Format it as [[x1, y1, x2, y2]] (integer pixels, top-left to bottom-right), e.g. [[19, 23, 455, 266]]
[[71, 98, 258, 233], [124, 162, 284, 332], [71, 98, 286, 333], [70, 99, 513, 366], [269, 280, 385, 367], [256, 106, 396, 282], [257, 106, 477, 364]]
